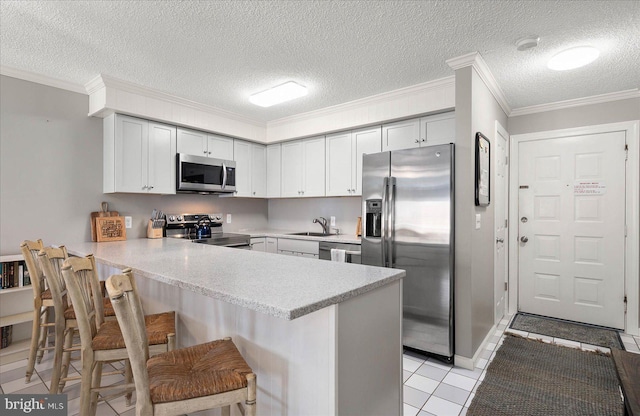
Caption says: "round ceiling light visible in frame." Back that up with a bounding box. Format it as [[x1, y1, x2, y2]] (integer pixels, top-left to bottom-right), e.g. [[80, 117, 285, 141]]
[[547, 46, 600, 71]]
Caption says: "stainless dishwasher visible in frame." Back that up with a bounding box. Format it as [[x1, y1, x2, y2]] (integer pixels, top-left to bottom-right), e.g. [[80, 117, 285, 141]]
[[318, 242, 361, 264]]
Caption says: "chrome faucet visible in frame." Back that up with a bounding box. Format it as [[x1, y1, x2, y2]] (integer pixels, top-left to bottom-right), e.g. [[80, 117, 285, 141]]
[[313, 217, 329, 235]]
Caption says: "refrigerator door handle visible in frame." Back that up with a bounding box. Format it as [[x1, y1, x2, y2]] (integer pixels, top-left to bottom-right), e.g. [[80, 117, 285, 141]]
[[388, 176, 396, 268], [382, 176, 389, 267]]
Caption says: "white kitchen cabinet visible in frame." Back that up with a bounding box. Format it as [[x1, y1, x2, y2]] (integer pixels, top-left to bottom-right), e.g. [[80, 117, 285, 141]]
[[419, 112, 456, 146], [382, 118, 420, 151], [250, 237, 266, 252], [381, 113, 455, 152], [104, 114, 176, 194], [326, 127, 381, 196], [281, 136, 325, 198], [177, 128, 233, 160], [277, 238, 319, 258], [208, 134, 234, 160], [266, 237, 278, 253], [233, 140, 266, 198], [266, 144, 281, 198]]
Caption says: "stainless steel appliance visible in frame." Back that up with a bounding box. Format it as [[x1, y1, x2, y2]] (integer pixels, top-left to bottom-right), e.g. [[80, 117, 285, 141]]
[[165, 213, 251, 249], [319, 242, 362, 264], [176, 154, 236, 194], [361, 144, 454, 361]]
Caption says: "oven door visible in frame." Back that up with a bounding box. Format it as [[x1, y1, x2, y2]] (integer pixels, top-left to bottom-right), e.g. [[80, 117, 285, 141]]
[[177, 154, 236, 193]]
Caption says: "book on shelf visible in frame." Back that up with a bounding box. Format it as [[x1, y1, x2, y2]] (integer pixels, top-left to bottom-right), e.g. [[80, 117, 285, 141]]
[[0, 260, 28, 290], [0, 325, 13, 349]]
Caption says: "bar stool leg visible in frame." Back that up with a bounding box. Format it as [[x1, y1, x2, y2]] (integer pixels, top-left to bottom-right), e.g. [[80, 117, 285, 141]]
[[246, 373, 257, 416], [36, 308, 49, 364], [89, 361, 103, 416], [48, 319, 66, 394], [124, 360, 133, 406], [25, 307, 42, 382], [58, 327, 75, 392]]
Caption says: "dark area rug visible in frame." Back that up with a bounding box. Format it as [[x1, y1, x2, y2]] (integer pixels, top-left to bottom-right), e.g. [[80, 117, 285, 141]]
[[510, 312, 623, 349], [468, 334, 624, 416]]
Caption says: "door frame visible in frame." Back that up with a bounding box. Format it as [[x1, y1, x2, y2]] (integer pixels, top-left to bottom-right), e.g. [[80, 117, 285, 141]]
[[508, 121, 639, 335], [494, 121, 509, 322]]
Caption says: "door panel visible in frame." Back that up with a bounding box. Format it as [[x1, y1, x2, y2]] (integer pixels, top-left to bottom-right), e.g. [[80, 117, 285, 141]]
[[518, 131, 626, 328], [148, 122, 176, 194], [494, 126, 507, 324]]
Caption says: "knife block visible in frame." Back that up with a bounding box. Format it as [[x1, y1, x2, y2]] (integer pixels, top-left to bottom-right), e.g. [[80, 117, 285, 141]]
[[147, 220, 163, 239]]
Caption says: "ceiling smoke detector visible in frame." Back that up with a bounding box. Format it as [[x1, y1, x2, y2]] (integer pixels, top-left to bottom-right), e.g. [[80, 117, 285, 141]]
[[515, 36, 540, 51]]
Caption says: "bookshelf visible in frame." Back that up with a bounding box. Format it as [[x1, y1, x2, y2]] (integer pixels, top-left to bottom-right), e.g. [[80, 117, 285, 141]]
[[0, 254, 34, 365]]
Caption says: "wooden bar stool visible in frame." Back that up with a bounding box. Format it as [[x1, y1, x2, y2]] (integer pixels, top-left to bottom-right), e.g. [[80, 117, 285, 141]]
[[20, 239, 51, 383], [106, 271, 257, 416], [62, 255, 176, 416]]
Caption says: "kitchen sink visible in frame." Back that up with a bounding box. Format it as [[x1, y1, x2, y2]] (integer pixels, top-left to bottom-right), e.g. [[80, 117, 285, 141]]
[[288, 232, 336, 237]]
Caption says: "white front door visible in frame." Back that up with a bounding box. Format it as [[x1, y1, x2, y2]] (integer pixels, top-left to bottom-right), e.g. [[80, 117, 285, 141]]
[[518, 131, 626, 329], [494, 123, 508, 324]]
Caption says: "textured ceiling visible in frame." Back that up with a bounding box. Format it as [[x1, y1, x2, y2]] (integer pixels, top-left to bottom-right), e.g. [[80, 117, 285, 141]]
[[1, 1, 638, 122]]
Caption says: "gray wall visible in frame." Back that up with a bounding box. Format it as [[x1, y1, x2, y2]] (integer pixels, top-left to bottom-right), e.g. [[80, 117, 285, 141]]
[[508, 97, 640, 135], [454, 66, 508, 360], [0, 75, 268, 255], [268, 196, 361, 235]]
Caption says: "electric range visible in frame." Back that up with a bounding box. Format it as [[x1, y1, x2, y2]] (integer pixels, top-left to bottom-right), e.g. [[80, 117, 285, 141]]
[[165, 213, 251, 249]]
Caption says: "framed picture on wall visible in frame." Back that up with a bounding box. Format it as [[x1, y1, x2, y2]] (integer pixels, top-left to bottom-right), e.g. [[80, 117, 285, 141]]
[[475, 132, 490, 206]]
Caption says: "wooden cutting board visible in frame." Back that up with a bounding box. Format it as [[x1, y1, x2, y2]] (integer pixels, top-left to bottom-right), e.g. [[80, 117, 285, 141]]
[[95, 216, 126, 242], [90, 202, 119, 242]]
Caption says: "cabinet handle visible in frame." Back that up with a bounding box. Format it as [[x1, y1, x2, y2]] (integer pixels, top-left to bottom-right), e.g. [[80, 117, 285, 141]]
[[421, 138, 426, 142], [208, 151, 212, 155], [148, 185, 154, 189], [203, 150, 207, 154], [253, 191, 256, 195], [142, 185, 148, 190], [414, 139, 419, 143]]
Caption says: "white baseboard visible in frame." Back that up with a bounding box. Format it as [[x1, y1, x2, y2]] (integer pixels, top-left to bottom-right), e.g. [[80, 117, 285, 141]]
[[455, 322, 499, 370]]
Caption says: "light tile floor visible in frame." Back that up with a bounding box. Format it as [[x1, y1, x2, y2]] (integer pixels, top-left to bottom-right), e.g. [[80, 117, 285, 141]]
[[2, 315, 640, 416]]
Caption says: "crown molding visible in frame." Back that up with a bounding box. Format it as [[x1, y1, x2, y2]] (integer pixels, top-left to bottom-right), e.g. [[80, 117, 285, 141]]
[[85, 74, 266, 128], [446, 52, 511, 116], [0, 65, 87, 95], [510, 88, 640, 117], [267, 76, 455, 128]]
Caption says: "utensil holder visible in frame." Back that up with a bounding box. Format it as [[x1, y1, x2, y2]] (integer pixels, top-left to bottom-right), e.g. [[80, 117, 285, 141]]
[[147, 220, 163, 239]]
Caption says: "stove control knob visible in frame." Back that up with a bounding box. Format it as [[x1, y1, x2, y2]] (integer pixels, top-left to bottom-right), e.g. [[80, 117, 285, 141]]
[[177, 216, 183, 221], [215, 215, 222, 221], [169, 216, 176, 222]]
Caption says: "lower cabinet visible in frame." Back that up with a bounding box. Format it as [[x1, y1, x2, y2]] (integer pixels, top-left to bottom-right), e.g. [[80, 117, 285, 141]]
[[276, 238, 319, 258], [250, 238, 266, 251], [266, 237, 278, 253]]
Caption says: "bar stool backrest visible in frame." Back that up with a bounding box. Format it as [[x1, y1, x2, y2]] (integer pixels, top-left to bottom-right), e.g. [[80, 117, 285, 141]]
[[61, 255, 105, 348], [20, 239, 46, 301], [38, 246, 70, 313]]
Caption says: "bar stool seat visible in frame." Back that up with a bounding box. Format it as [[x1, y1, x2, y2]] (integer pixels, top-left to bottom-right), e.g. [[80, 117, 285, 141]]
[[40, 289, 53, 299], [63, 297, 115, 320], [91, 311, 175, 350]]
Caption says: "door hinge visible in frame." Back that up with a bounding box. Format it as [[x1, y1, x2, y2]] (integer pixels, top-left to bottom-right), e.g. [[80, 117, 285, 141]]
[[625, 144, 629, 161], [504, 282, 508, 291]]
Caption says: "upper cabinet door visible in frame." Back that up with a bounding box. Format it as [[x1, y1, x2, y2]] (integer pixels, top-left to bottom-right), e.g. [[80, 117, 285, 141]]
[[281, 141, 303, 197], [208, 134, 234, 160], [382, 119, 420, 151], [353, 126, 382, 196], [233, 140, 252, 197], [251, 144, 267, 198], [325, 131, 353, 197], [147, 122, 177, 194], [115, 115, 149, 193], [420, 112, 455, 146], [302, 136, 325, 197], [176, 128, 207, 156], [266, 144, 281, 198]]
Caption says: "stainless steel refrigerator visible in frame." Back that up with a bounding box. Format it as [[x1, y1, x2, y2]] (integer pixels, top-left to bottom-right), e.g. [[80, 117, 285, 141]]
[[361, 144, 454, 361]]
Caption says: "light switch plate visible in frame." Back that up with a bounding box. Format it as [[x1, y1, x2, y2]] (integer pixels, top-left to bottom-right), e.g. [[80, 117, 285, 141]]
[[226, 214, 232, 223], [475, 214, 481, 230], [125, 216, 132, 229], [330, 216, 336, 226]]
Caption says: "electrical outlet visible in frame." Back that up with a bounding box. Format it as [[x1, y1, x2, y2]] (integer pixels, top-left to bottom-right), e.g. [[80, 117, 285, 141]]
[[330, 216, 336, 226], [226, 214, 232, 223], [125, 216, 132, 229], [475, 213, 481, 230]]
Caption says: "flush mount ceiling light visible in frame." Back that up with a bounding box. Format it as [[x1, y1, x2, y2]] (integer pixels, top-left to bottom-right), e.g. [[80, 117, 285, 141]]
[[249, 81, 308, 107], [547, 46, 600, 71]]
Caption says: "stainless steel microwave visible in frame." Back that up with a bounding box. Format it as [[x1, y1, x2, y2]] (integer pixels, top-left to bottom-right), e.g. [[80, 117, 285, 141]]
[[176, 154, 236, 194]]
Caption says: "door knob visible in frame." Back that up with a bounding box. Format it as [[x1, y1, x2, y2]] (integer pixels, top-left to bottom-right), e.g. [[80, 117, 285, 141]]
[[520, 236, 529, 243], [496, 238, 504, 243]]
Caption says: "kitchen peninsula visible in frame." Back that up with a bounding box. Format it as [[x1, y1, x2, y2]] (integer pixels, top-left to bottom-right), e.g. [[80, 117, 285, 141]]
[[67, 238, 404, 415]]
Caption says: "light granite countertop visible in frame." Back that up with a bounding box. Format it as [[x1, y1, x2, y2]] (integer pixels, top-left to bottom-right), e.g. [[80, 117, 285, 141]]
[[66, 238, 402, 320], [243, 229, 361, 244]]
